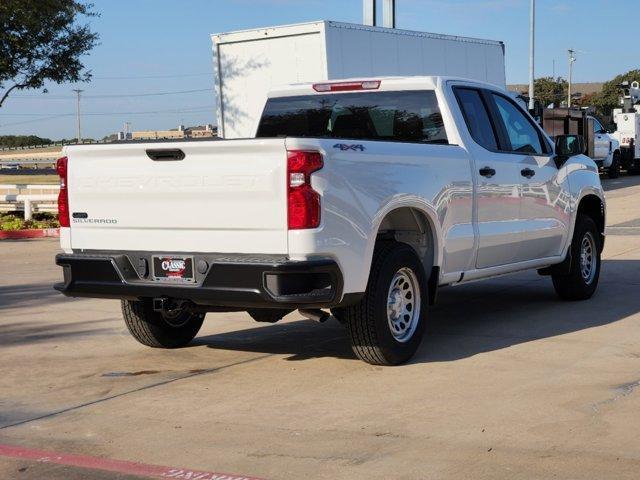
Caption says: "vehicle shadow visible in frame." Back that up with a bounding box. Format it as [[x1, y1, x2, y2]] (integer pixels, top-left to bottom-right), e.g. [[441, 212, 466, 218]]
[[195, 318, 355, 361], [0, 282, 64, 311], [0, 318, 115, 347], [197, 259, 640, 363]]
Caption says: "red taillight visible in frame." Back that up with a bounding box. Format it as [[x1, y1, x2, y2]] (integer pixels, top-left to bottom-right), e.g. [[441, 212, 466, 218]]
[[312, 80, 381, 92], [56, 156, 70, 227], [287, 150, 323, 229]]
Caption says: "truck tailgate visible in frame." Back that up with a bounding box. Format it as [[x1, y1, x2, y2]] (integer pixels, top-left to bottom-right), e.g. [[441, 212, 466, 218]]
[[66, 139, 288, 253]]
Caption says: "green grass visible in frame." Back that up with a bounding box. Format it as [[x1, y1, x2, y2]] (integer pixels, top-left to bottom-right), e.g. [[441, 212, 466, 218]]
[[0, 174, 58, 184], [0, 212, 59, 231]]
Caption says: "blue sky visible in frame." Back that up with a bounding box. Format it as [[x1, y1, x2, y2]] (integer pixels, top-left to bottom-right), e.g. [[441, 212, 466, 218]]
[[1, 0, 636, 140]]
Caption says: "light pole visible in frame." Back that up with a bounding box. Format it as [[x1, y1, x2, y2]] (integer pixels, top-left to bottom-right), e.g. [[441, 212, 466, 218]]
[[528, 0, 535, 110], [567, 49, 576, 108], [72, 89, 83, 143]]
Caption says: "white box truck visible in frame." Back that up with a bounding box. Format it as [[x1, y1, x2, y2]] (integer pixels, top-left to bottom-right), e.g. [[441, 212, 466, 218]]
[[211, 20, 506, 138]]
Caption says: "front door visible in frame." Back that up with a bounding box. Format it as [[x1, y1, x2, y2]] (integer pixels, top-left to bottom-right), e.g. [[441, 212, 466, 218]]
[[592, 117, 609, 160], [488, 92, 570, 261]]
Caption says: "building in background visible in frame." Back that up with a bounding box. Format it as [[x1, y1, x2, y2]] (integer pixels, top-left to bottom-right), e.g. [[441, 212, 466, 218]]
[[117, 124, 217, 141]]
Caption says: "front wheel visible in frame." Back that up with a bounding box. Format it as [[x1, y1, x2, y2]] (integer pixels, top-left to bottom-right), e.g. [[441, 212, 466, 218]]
[[341, 242, 428, 365], [122, 299, 204, 348], [552, 215, 601, 300], [608, 152, 621, 179]]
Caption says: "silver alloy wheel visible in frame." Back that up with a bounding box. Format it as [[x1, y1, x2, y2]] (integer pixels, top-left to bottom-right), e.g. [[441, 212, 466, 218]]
[[580, 231, 597, 284], [386, 267, 421, 343]]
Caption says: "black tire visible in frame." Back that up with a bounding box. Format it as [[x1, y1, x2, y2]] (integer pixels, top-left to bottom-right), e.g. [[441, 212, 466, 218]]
[[121, 299, 204, 348], [341, 242, 428, 366], [247, 308, 291, 323], [552, 215, 601, 300], [608, 152, 621, 179]]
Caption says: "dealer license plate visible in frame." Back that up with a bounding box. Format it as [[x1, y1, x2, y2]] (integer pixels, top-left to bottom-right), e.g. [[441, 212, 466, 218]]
[[152, 255, 195, 283]]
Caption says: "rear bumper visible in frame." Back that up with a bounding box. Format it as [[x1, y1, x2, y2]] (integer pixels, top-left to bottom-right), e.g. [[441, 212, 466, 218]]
[[54, 252, 346, 309]]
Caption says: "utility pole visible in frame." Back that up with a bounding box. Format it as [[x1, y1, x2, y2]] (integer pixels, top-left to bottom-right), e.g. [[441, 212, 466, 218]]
[[72, 89, 83, 143], [567, 49, 576, 108], [528, 0, 535, 110]]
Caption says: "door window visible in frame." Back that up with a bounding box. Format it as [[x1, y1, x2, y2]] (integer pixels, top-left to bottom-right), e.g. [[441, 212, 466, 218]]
[[454, 88, 498, 150], [592, 118, 605, 134], [492, 94, 545, 154]]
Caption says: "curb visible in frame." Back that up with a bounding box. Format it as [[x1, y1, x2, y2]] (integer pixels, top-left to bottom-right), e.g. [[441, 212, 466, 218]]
[[0, 228, 59, 240]]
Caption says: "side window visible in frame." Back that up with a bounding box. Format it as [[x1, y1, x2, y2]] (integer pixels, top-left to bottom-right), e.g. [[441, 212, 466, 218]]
[[592, 118, 605, 134], [491, 94, 544, 154], [454, 88, 498, 151]]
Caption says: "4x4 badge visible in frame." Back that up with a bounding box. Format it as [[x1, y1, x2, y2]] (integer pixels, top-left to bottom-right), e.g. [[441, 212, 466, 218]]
[[333, 143, 365, 151]]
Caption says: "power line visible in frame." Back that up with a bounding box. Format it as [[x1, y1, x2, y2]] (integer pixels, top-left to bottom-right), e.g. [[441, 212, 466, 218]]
[[0, 106, 214, 117], [93, 72, 213, 80], [0, 114, 74, 127], [11, 88, 214, 99], [0, 107, 214, 127]]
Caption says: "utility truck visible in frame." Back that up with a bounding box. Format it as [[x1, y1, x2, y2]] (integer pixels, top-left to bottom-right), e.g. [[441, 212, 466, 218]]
[[55, 76, 605, 365], [613, 81, 640, 172], [211, 21, 506, 139], [540, 108, 622, 178]]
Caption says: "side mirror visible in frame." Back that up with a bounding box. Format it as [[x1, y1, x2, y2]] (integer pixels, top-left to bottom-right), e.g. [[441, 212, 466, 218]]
[[554, 134, 586, 167]]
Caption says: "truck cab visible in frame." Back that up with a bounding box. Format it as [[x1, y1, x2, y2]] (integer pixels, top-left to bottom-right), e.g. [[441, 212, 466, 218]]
[[589, 115, 622, 178]]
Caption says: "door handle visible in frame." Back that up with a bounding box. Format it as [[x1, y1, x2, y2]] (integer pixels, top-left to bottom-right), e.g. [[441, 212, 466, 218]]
[[479, 166, 496, 178], [521, 168, 535, 178]]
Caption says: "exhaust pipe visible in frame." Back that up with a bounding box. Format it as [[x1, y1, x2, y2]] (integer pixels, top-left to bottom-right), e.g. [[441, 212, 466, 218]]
[[299, 309, 330, 323]]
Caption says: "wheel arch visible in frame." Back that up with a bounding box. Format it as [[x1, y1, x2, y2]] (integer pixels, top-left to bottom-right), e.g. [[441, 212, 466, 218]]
[[367, 200, 443, 299], [576, 192, 606, 248]]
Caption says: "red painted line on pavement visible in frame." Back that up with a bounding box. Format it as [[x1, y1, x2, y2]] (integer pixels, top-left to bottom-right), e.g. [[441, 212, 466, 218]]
[[0, 228, 59, 240], [0, 443, 266, 480]]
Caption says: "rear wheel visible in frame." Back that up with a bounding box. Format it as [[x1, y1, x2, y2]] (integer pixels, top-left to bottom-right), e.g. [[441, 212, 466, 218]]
[[341, 242, 428, 366], [122, 299, 204, 348], [552, 215, 601, 300]]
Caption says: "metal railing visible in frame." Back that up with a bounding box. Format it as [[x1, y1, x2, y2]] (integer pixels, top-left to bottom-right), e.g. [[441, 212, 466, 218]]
[[0, 140, 108, 152], [0, 184, 60, 219]]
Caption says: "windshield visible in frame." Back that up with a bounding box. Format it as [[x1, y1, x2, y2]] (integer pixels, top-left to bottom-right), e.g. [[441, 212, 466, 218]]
[[256, 90, 448, 144]]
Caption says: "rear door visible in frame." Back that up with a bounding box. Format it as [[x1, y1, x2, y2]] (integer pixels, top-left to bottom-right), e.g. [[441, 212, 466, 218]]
[[67, 139, 289, 253], [453, 87, 523, 269]]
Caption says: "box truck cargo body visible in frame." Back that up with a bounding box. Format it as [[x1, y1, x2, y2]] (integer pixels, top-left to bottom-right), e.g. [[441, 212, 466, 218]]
[[211, 20, 506, 138]]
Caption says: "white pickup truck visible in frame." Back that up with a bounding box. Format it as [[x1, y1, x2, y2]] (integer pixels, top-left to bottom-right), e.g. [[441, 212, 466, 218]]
[[55, 76, 605, 365]]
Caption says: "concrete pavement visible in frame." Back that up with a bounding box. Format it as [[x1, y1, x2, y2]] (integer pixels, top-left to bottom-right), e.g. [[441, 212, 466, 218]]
[[1, 177, 639, 479]]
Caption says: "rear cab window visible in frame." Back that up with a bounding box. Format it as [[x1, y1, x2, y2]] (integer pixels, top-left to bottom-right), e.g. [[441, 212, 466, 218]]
[[256, 90, 448, 144]]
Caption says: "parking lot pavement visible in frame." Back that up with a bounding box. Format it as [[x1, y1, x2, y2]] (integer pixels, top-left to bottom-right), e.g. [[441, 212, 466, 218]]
[[1, 178, 640, 480]]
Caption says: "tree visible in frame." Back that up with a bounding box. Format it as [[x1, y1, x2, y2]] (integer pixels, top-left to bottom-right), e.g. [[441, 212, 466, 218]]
[[533, 77, 568, 107], [590, 69, 640, 116], [0, 135, 52, 147], [0, 0, 99, 108]]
